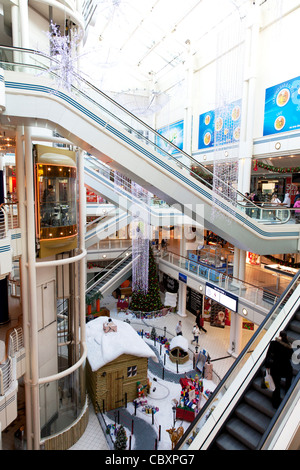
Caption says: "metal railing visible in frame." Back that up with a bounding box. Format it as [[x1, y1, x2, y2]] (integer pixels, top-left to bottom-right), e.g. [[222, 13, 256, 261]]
[[0, 45, 295, 225], [0, 323, 24, 395], [85, 246, 132, 300], [0, 202, 19, 239], [160, 249, 290, 310]]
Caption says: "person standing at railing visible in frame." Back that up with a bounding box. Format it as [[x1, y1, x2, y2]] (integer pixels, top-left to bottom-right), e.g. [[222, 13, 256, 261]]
[[282, 192, 291, 207], [250, 192, 260, 219], [243, 192, 251, 216]]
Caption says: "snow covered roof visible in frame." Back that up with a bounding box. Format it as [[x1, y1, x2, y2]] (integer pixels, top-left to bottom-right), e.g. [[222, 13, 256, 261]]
[[169, 335, 189, 352], [86, 316, 157, 371]]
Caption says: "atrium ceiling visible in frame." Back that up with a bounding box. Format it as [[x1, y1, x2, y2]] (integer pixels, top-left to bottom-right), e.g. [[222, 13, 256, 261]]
[[82, 0, 249, 91]]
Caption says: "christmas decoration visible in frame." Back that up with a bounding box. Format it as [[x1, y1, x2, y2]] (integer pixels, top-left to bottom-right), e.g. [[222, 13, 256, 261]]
[[114, 425, 127, 450], [44, 21, 84, 92], [255, 160, 300, 173], [131, 244, 162, 312], [131, 182, 150, 295], [211, 18, 245, 220]]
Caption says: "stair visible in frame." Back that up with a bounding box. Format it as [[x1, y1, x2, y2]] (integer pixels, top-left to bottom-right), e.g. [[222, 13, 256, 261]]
[[209, 307, 300, 450]]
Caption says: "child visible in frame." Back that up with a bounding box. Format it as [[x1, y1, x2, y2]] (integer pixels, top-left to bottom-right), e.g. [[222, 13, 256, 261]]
[[191, 324, 200, 345]]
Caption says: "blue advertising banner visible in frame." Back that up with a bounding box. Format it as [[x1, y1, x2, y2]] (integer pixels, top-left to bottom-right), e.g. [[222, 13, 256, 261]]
[[263, 76, 300, 136], [157, 119, 184, 155], [198, 99, 242, 150]]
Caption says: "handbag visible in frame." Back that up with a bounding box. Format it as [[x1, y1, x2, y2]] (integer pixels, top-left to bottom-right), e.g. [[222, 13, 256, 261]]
[[264, 369, 275, 392]]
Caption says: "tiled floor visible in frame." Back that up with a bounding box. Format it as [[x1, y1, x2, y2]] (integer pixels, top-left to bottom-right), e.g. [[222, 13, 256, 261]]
[[67, 297, 254, 450], [0, 243, 290, 450]]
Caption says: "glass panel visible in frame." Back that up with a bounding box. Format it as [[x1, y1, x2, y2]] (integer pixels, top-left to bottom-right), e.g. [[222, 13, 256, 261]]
[[37, 165, 77, 239], [40, 364, 86, 440], [178, 273, 300, 449]]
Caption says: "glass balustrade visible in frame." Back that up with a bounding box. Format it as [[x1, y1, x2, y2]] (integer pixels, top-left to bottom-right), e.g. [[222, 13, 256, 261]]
[[178, 272, 300, 450], [0, 45, 295, 225]]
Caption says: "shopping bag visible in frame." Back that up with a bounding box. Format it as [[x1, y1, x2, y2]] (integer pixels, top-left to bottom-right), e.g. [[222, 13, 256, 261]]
[[264, 369, 275, 392]]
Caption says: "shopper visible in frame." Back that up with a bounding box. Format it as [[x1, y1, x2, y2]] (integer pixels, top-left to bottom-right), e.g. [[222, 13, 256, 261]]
[[196, 309, 207, 333], [191, 324, 200, 345], [271, 193, 281, 205], [293, 198, 300, 223], [175, 320, 182, 336], [265, 330, 293, 408], [294, 189, 300, 203], [282, 192, 291, 207]]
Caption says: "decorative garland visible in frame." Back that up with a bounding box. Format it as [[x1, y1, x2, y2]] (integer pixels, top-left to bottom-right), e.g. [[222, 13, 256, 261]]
[[254, 160, 300, 173]]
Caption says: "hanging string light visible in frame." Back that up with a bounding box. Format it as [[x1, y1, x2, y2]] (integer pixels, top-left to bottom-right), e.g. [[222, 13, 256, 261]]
[[212, 7, 246, 221]]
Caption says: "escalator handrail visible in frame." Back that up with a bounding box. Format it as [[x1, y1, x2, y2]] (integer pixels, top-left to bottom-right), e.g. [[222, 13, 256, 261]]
[[175, 269, 300, 449], [0, 45, 264, 214]]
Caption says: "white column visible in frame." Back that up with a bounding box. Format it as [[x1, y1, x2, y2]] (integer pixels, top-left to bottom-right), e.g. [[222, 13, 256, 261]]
[[238, 1, 261, 195], [183, 40, 194, 162], [228, 312, 243, 358], [16, 126, 33, 449], [19, 0, 30, 49], [78, 149, 87, 346], [24, 127, 41, 450], [177, 281, 187, 317], [239, 249, 246, 282], [228, 247, 245, 356]]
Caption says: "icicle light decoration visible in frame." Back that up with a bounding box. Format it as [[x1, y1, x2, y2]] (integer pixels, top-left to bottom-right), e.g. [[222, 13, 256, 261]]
[[45, 21, 83, 92], [212, 7, 246, 221], [131, 182, 150, 295]]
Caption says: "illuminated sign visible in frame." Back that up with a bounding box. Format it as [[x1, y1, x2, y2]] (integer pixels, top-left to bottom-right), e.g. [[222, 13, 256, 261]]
[[205, 282, 238, 312]]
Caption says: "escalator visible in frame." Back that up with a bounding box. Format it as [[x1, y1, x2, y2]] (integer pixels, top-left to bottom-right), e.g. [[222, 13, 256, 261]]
[[85, 248, 132, 302], [176, 271, 300, 450], [210, 307, 300, 450], [1, 46, 299, 255]]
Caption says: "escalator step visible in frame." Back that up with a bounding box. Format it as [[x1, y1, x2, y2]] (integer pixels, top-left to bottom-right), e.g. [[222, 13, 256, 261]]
[[215, 432, 250, 450], [252, 376, 273, 398], [235, 402, 271, 433], [226, 417, 262, 450], [288, 320, 300, 334], [295, 311, 300, 322], [285, 329, 299, 343], [244, 389, 275, 418]]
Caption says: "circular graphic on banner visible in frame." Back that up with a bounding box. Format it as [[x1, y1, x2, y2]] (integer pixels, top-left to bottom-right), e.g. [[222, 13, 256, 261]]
[[215, 117, 223, 132], [232, 105, 240, 121], [203, 131, 211, 146], [274, 115, 285, 131], [276, 88, 290, 107], [233, 126, 241, 141], [204, 114, 211, 125]]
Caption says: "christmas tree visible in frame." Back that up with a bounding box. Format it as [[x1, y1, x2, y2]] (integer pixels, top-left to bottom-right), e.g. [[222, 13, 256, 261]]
[[131, 244, 162, 312], [150, 327, 156, 341], [114, 425, 127, 450]]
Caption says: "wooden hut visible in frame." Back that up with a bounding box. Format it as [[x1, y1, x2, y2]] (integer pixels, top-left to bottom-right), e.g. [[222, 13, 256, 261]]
[[86, 317, 156, 412]]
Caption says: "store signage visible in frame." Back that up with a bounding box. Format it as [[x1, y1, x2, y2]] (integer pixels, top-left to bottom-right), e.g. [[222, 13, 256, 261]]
[[198, 99, 241, 149], [263, 75, 300, 136], [205, 282, 238, 312], [178, 273, 187, 283], [156, 119, 184, 155]]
